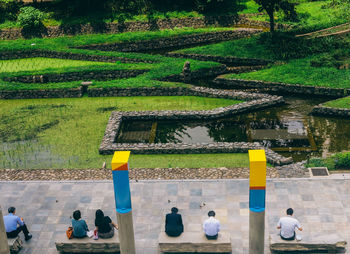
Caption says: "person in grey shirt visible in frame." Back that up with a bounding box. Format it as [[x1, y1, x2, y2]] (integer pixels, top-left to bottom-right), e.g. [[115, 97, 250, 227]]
[[203, 210, 220, 240], [277, 208, 302, 240]]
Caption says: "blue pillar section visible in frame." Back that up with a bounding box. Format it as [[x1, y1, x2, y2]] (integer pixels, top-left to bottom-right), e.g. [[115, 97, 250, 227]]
[[112, 170, 132, 214], [249, 189, 266, 213]]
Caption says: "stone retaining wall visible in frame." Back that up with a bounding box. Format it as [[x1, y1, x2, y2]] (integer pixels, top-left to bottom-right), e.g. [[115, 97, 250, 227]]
[[4, 69, 149, 83], [214, 77, 350, 97], [77, 29, 260, 52], [0, 49, 153, 63], [312, 105, 350, 118], [0, 87, 82, 99], [166, 52, 272, 66], [99, 88, 292, 165], [0, 66, 226, 99], [0, 15, 290, 40]]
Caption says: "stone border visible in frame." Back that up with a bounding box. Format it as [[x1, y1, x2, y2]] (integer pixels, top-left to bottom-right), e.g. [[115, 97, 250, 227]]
[[166, 52, 272, 66], [0, 15, 290, 40], [4, 69, 149, 83], [0, 49, 154, 63], [0, 65, 226, 99], [312, 104, 350, 118], [99, 87, 292, 166], [76, 29, 260, 52], [214, 77, 350, 97], [0, 87, 83, 99]]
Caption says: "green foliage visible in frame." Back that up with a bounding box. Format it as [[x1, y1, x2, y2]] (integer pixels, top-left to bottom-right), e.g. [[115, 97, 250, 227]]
[[17, 6, 45, 29], [0, 0, 19, 22], [307, 151, 350, 170], [310, 49, 350, 69], [253, 0, 297, 32], [334, 152, 350, 169]]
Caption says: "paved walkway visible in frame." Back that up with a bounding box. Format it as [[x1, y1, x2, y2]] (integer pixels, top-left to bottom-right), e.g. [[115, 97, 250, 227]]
[[1, 177, 350, 253]]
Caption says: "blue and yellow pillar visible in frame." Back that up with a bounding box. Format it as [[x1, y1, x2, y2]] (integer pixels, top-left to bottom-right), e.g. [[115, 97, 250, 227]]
[[248, 150, 266, 254], [112, 151, 136, 254]]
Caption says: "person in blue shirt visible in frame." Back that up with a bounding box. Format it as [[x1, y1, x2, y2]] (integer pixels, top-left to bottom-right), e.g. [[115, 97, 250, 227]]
[[3, 207, 32, 241], [72, 210, 89, 238]]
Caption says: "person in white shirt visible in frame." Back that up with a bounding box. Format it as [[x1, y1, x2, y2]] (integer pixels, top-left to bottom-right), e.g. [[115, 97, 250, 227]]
[[203, 210, 220, 240], [277, 208, 302, 240]]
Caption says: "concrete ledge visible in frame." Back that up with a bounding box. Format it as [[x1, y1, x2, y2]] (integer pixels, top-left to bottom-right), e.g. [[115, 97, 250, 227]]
[[269, 233, 347, 253], [159, 232, 232, 253], [55, 234, 120, 253], [8, 236, 23, 254]]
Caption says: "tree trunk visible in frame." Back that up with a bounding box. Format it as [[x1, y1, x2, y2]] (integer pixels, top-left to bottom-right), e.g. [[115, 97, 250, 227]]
[[267, 11, 275, 34]]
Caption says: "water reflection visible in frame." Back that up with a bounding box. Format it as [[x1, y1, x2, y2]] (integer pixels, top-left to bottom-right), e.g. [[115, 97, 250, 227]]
[[116, 96, 350, 161]]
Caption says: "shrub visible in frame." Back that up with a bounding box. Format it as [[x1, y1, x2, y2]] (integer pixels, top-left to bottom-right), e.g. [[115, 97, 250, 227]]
[[0, 0, 20, 22], [334, 152, 350, 169], [17, 6, 45, 29]]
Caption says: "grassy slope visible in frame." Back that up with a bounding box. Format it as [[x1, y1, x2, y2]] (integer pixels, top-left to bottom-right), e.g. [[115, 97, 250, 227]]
[[324, 97, 350, 109], [0, 28, 228, 90], [225, 57, 350, 88], [0, 96, 245, 169], [177, 35, 274, 60], [240, 0, 346, 30], [0, 57, 115, 73], [0, 27, 235, 52]]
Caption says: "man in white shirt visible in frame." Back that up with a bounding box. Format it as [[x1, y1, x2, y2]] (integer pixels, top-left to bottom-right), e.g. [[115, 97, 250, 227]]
[[203, 210, 220, 240], [277, 208, 302, 240]]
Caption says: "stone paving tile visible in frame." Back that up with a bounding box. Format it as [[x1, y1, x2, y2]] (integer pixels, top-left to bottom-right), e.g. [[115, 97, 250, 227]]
[[1, 179, 350, 253]]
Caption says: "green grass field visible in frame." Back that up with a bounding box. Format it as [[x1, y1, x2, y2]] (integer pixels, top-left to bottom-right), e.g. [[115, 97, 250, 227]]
[[0, 57, 115, 73], [324, 97, 350, 109], [0, 96, 245, 169], [225, 56, 350, 89], [177, 35, 274, 60]]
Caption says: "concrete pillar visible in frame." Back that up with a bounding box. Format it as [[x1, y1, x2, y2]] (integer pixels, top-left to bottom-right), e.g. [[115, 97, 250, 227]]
[[249, 210, 265, 254], [117, 212, 136, 254], [248, 150, 266, 254], [0, 206, 10, 254], [111, 151, 136, 254]]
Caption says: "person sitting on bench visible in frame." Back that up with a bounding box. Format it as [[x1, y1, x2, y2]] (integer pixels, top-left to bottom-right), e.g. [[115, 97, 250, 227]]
[[165, 207, 184, 237], [72, 210, 89, 238], [203, 210, 220, 240], [95, 209, 118, 239], [3, 207, 32, 241], [277, 208, 303, 240]]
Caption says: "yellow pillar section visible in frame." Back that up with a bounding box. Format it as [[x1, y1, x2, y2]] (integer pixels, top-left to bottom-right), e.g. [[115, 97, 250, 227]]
[[111, 151, 131, 171], [248, 150, 266, 188]]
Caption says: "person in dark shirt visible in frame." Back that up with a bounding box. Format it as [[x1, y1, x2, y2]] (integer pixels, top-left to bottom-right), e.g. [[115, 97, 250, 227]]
[[71, 210, 89, 238], [165, 207, 184, 237], [95, 209, 118, 239]]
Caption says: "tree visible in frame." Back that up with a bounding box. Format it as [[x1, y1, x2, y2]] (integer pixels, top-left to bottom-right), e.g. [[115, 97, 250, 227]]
[[253, 0, 296, 33]]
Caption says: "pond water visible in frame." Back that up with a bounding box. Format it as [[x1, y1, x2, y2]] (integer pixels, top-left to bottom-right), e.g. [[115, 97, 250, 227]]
[[116, 96, 350, 161]]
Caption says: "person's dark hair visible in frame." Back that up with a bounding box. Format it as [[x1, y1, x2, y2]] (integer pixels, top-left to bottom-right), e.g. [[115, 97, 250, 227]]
[[95, 209, 105, 225], [286, 208, 293, 216], [171, 207, 178, 213], [8, 207, 16, 214], [208, 210, 215, 217], [73, 210, 81, 220]]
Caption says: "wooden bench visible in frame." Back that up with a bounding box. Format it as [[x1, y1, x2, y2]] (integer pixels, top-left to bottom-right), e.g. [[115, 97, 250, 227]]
[[55, 234, 120, 253], [8, 237, 23, 254], [269, 233, 347, 253], [159, 232, 232, 253]]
